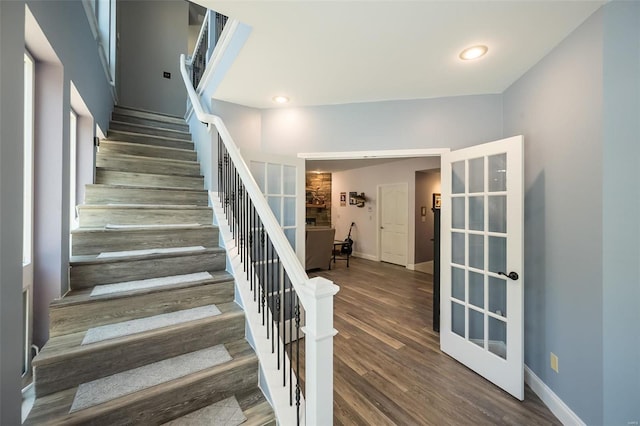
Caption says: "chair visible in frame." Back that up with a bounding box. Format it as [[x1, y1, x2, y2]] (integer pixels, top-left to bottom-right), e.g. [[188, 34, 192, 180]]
[[305, 227, 335, 270]]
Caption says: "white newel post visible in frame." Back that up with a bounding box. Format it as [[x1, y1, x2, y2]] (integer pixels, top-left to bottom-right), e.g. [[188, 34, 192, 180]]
[[300, 276, 340, 425]]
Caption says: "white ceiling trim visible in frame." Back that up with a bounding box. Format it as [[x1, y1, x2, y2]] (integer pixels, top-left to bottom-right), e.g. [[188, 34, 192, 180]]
[[299, 148, 449, 160]]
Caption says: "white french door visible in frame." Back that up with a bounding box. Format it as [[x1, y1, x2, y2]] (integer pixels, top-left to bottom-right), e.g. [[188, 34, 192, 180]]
[[379, 183, 408, 266], [440, 135, 524, 400], [243, 150, 305, 263]]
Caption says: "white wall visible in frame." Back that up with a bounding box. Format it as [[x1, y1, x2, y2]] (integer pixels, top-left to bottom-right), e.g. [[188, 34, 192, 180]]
[[118, 0, 188, 116], [331, 157, 440, 264]]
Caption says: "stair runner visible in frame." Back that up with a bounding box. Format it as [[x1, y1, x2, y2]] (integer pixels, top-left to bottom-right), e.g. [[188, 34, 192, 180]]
[[24, 106, 275, 425]]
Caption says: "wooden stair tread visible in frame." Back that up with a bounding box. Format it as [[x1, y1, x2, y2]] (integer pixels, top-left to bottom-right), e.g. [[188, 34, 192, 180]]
[[110, 120, 191, 137], [35, 302, 242, 366], [51, 270, 233, 308], [86, 183, 207, 193], [97, 151, 199, 166], [71, 223, 215, 232], [78, 203, 211, 210], [95, 168, 205, 190], [100, 139, 194, 154], [71, 224, 215, 234], [236, 388, 276, 426], [106, 129, 192, 144], [114, 105, 186, 123], [70, 246, 225, 265], [24, 340, 257, 425]]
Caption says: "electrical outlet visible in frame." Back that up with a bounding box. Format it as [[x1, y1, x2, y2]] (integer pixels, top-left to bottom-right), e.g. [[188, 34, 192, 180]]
[[550, 352, 559, 373]]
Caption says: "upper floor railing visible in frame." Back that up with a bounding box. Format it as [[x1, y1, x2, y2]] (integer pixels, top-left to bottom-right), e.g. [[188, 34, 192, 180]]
[[179, 13, 338, 426], [187, 9, 228, 91]]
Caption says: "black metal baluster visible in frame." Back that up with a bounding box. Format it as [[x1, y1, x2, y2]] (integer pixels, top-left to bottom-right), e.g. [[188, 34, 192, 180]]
[[276, 258, 281, 365], [289, 278, 293, 405], [295, 297, 301, 425], [266, 237, 271, 339], [260, 226, 266, 321]]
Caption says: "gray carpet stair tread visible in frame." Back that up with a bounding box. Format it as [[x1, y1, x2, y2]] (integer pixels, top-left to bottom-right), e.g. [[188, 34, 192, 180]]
[[70, 246, 225, 265], [24, 340, 257, 425], [50, 270, 233, 308], [82, 304, 223, 345], [161, 396, 247, 426], [35, 302, 242, 366]]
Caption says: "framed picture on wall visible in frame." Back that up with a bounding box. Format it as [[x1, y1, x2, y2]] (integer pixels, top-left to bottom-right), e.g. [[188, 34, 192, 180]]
[[340, 192, 346, 207], [433, 193, 441, 209], [349, 192, 357, 205]]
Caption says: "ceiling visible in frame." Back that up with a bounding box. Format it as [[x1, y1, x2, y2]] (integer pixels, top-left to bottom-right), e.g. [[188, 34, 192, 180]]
[[197, 1, 603, 109]]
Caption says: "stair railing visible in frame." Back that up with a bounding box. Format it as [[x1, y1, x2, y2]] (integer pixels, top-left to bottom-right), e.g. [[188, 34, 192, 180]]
[[186, 10, 228, 91], [179, 23, 338, 426]]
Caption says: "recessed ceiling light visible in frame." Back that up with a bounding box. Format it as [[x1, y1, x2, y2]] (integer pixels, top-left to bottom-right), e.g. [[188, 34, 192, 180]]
[[272, 96, 290, 104], [459, 45, 488, 61]]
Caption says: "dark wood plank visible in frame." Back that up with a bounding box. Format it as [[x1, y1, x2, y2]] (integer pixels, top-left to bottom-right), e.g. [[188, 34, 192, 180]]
[[302, 257, 561, 425]]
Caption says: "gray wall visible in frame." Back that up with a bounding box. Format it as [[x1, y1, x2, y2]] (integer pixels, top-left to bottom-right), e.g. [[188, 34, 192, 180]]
[[601, 2, 640, 424], [1, 1, 114, 421], [415, 170, 440, 264], [118, 0, 188, 117], [0, 3, 26, 424], [26, 1, 113, 132], [259, 95, 503, 156], [503, 10, 605, 424]]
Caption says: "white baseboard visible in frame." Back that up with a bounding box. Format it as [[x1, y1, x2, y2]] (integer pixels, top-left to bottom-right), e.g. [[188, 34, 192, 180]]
[[413, 261, 433, 274], [524, 365, 585, 426], [351, 251, 378, 262]]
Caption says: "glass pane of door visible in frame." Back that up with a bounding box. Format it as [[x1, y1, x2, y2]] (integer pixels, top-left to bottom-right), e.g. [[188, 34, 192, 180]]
[[446, 147, 511, 360]]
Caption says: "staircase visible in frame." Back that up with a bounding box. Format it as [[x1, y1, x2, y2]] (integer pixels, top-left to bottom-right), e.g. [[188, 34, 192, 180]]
[[24, 106, 275, 425]]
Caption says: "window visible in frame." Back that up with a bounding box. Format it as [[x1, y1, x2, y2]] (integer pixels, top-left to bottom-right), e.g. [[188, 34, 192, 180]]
[[69, 109, 78, 230], [22, 51, 35, 382], [250, 161, 298, 250], [82, 0, 116, 86]]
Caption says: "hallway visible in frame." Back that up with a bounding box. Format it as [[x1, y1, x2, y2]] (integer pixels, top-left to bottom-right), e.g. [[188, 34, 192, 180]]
[[308, 258, 559, 425]]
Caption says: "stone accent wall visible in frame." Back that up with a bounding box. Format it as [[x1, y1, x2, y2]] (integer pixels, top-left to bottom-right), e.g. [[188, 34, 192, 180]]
[[305, 172, 331, 227]]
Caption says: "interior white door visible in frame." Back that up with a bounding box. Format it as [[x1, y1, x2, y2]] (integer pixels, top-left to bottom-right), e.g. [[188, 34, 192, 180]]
[[440, 135, 524, 400], [379, 183, 408, 266]]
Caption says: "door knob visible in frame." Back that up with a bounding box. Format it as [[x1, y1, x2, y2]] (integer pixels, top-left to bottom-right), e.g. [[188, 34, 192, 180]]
[[498, 271, 519, 281]]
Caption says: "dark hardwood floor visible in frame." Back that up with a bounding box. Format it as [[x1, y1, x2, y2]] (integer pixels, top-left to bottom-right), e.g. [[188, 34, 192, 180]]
[[303, 257, 560, 425]]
